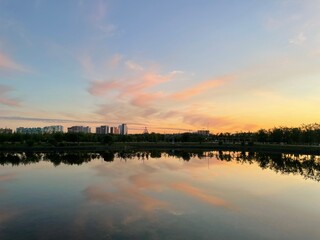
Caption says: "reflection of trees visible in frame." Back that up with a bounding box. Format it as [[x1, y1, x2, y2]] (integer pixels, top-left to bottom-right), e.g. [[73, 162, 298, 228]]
[[213, 151, 320, 182], [0, 152, 26, 166], [1, 150, 320, 181], [116, 151, 143, 160], [99, 151, 114, 162], [0, 152, 42, 166], [0, 152, 98, 166], [43, 152, 98, 166], [150, 151, 161, 158], [165, 150, 204, 161]]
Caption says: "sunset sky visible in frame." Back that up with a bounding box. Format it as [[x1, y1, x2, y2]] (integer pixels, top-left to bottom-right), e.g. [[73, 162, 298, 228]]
[[1, 0, 320, 133]]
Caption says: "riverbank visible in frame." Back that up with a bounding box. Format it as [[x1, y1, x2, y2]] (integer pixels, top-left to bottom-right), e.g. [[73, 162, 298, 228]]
[[1, 142, 320, 155]]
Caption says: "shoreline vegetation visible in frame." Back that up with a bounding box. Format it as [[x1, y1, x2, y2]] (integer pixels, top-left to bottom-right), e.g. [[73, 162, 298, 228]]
[[1, 123, 320, 154]]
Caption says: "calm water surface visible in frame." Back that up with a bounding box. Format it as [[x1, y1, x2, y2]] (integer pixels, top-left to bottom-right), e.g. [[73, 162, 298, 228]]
[[0, 151, 320, 240]]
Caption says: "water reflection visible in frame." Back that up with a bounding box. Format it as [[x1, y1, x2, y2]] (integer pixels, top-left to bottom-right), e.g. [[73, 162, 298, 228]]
[[1, 150, 320, 239], [1, 151, 320, 181]]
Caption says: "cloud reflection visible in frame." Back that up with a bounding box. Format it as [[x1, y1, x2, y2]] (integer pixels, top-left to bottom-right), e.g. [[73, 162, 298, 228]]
[[83, 183, 168, 213], [0, 173, 17, 193], [0, 173, 19, 226], [0, 210, 18, 225], [0, 173, 16, 182], [84, 154, 235, 218], [171, 183, 234, 209]]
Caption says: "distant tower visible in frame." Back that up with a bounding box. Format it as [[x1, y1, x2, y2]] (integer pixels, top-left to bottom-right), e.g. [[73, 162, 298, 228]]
[[143, 126, 149, 134]]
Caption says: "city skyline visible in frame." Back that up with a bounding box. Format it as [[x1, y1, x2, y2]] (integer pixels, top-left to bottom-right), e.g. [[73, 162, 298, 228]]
[[1, 1, 320, 133], [7, 123, 130, 134]]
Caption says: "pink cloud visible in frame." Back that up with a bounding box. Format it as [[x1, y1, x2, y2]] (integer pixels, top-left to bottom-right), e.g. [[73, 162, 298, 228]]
[[0, 85, 21, 107], [86, 58, 238, 132], [87, 80, 121, 96], [171, 75, 234, 100], [108, 53, 122, 68], [87, 58, 232, 114], [90, 73, 232, 110], [0, 52, 28, 72], [0, 98, 21, 107], [130, 92, 164, 107], [122, 71, 174, 95], [88, 71, 176, 107]]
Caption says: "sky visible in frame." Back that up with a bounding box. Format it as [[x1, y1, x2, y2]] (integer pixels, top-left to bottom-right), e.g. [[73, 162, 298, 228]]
[[1, 0, 320, 133]]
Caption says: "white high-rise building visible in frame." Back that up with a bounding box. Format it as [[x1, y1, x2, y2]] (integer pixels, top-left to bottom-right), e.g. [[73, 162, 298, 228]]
[[67, 126, 91, 133], [16, 127, 43, 134], [119, 123, 128, 135], [96, 125, 109, 134], [43, 125, 63, 133]]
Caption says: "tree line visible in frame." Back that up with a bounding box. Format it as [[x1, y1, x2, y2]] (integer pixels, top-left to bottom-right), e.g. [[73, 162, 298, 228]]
[[215, 123, 320, 145], [0, 123, 320, 146]]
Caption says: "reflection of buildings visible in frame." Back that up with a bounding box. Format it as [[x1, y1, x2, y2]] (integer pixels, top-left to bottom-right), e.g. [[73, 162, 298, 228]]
[[67, 126, 91, 133], [0, 128, 13, 134]]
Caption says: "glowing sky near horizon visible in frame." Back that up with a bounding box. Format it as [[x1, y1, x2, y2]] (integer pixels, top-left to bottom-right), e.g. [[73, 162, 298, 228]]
[[1, 0, 320, 133]]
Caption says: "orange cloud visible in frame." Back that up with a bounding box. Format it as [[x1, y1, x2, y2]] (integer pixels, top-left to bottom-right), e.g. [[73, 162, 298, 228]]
[[171, 75, 234, 100], [182, 112, 231, 128], [158, 108, 232, 130]]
